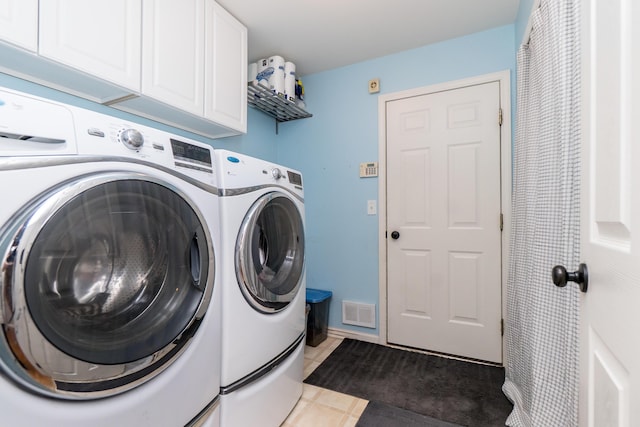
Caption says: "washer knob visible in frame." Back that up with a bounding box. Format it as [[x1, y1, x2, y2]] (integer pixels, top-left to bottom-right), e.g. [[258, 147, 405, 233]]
[[120, 128, 144, 150], [272, 168, 283, 180]]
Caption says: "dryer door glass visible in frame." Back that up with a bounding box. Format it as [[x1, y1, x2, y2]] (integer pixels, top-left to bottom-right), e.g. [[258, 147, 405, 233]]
[[236, 192, 305, 313], [22, 179, 211, 365]]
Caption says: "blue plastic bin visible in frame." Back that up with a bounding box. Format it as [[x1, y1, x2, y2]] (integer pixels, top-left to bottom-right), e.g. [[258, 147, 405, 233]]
[[305, 288, 332, 347]]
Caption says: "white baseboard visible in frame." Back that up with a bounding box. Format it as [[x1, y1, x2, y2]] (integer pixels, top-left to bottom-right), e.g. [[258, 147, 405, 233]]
[[327, 326, 380, 344]]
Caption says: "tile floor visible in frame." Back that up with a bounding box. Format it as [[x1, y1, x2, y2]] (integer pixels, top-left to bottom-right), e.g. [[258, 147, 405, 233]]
[[282, 336, 369, 427]]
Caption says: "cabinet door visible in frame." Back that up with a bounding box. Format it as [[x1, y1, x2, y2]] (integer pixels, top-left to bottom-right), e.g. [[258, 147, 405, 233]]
[[142, 0, 204, 116], [39, 0, 141, 92], [204, 1, 247, 133], [0, 0, 37, 51]]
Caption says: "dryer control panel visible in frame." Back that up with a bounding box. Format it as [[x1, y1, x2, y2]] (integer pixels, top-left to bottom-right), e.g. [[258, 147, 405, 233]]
[[215, 149, 304, 196], [287, 170, 302, 186]]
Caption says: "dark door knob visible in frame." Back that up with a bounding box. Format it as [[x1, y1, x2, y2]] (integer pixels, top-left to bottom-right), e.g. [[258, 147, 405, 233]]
[[552, 263, 588, 293], [390, 231, 400, 240]]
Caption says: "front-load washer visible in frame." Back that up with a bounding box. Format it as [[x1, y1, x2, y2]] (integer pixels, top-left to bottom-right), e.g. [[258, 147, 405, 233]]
[[0, 87, 222, 427], [215, 149, 306, 427]]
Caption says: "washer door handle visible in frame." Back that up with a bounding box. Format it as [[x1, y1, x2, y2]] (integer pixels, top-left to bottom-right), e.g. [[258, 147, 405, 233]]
[[190, 234, 201, 286]]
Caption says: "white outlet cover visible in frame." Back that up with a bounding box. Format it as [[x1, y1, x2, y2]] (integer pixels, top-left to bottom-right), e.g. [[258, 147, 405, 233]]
[[367, 200, 377, 215]]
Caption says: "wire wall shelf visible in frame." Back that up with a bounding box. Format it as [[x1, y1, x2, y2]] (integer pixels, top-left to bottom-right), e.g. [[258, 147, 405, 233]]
[[247, 81, 312, 127]]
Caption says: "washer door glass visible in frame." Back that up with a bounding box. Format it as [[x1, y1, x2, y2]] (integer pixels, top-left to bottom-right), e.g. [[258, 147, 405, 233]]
[[23, 179, 210, 365], [236, 192, 305, 313]]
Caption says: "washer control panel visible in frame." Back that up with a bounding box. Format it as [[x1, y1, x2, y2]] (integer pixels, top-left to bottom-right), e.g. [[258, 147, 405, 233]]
[[0, 86, 217, 185], [70, 104, 215, 181]]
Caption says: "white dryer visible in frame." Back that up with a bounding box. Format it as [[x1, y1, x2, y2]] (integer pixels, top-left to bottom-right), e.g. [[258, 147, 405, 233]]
[[0, 87, 222, 427], [215, 149, 306, 427]]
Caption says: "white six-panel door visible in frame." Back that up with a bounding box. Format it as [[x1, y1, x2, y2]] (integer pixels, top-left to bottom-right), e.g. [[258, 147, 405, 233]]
[[579, 0, 640, 424], [385, 81, 503, 363]]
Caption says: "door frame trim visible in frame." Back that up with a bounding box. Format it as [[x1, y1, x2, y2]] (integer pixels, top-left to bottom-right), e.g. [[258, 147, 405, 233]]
[[376, 70, 512, 362]]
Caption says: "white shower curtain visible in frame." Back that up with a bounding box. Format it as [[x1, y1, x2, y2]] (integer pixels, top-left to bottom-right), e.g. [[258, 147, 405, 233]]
[[502, 0, 581, 425]]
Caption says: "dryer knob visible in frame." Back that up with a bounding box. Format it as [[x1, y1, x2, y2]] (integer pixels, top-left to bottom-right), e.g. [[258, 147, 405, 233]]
[[272, 168, 283, 180], [120, 128, 144, 150]]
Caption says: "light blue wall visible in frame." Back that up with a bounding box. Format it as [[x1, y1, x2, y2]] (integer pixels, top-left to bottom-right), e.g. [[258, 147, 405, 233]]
[[276, 24, 516, 336], [515, 0, 536, 48], [0, 73, 278, 160]]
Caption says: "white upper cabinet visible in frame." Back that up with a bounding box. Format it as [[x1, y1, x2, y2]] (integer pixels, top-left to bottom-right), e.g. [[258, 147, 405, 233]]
[[205, 1, 247, 133], [0, 0, 37, 51], [0, 0, 137, 103], [39, 0, 141, 93], [140, 0, 204, 116], [0, 0, 246, 138], [115, 0, 247, 138]]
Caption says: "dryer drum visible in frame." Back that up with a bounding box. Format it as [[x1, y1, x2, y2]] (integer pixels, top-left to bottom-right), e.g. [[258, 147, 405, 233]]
[[0, 174, 214, 399], [236, 192, 304, 313]]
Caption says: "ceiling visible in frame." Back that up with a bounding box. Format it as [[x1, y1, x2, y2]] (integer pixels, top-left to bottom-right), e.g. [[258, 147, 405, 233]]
[[217, 0, 521, 76]]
